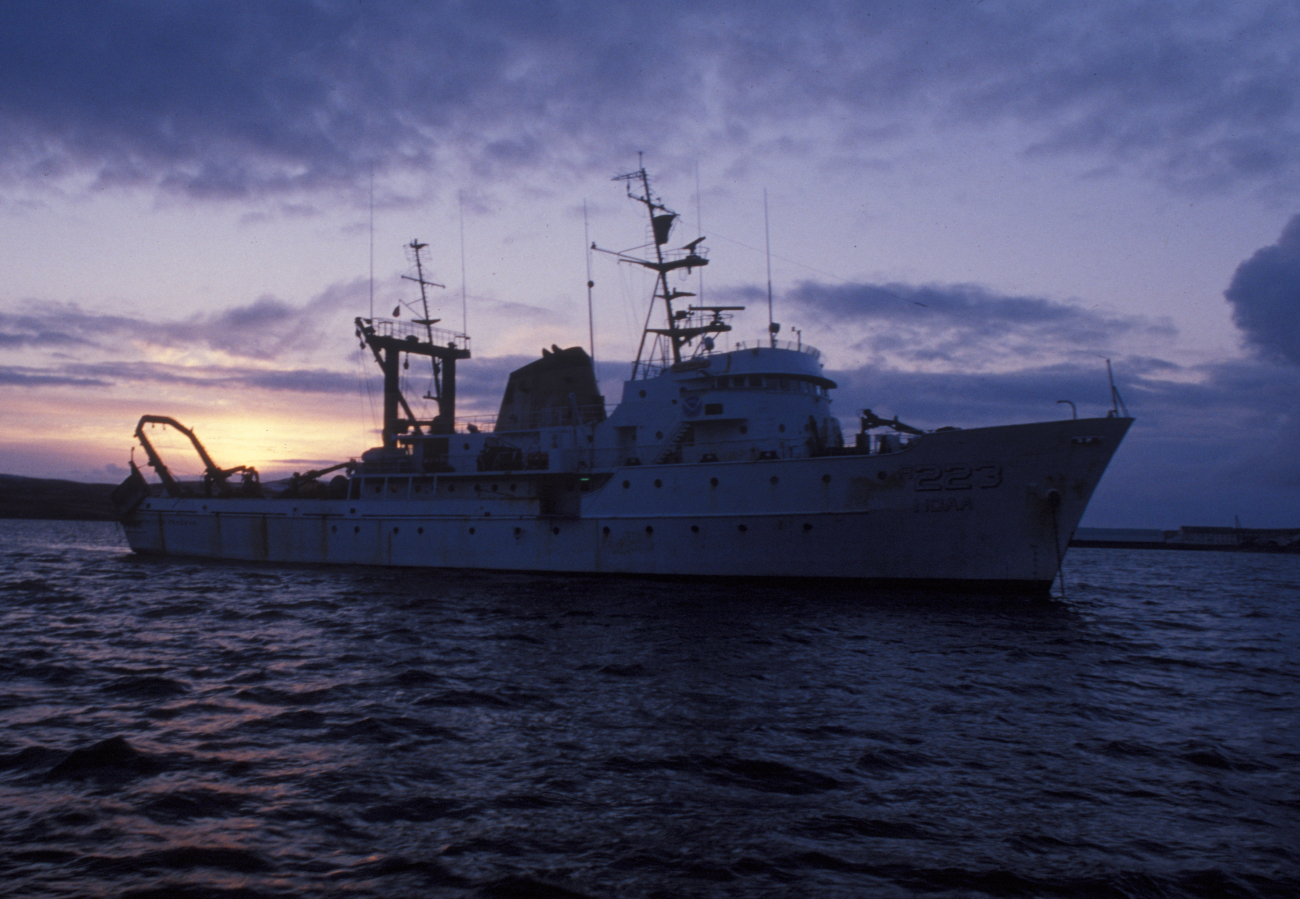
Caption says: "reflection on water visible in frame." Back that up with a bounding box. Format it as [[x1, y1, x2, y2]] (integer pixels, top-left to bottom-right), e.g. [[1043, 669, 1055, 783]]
[[1, 520, 1298, 897]]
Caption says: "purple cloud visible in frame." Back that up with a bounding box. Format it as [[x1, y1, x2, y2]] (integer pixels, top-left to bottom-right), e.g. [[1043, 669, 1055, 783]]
[[1224, 214, 1300, 367], [1, 3, 1297, 197]]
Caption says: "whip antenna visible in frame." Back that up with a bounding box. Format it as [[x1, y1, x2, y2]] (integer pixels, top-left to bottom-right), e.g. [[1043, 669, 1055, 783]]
[[696, 161, 704, 308], [368, 163, 375, 319], [765, 188, 777, 347], [459, 191, 468, 336], [585, 200, 596, 365]]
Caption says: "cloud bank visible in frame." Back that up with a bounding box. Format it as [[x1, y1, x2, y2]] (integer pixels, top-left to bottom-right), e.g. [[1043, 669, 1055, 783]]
[[1224, 214, 1300, 367], [2, 2, 1298, 198], [779, 280, 1174, 371], [0, 280, 362, 362], [0, 288, 565, 413]]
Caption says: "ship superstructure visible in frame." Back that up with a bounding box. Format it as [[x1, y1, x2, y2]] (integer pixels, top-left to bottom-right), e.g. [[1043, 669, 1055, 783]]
[[113, 166, 1132, 592]]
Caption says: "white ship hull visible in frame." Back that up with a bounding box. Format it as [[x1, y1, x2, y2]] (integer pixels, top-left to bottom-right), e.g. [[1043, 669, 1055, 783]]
[[115, 168, 1134, 594], [121, 416, 1130, 592]]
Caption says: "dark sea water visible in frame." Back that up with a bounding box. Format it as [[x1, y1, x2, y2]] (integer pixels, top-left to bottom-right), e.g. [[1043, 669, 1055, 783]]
[[1, 520, 1298, 899]]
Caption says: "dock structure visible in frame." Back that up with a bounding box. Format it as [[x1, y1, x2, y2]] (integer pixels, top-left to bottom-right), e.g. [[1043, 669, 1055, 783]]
[[1073, 526, 1300, 553]]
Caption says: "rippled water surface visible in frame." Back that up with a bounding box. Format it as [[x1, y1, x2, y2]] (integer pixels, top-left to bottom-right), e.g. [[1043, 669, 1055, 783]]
[[1, 520, 1298, 898]]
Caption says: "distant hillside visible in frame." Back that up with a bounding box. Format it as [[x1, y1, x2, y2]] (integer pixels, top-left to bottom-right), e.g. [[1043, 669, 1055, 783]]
[[0, 474, 118, 521]]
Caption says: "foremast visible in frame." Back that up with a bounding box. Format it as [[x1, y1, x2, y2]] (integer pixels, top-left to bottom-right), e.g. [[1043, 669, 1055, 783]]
[[598, 164, 740, 378], [355, 239, 471, 447]]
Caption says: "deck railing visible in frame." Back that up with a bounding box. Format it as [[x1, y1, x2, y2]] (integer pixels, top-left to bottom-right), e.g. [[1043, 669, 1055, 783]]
[[367, 317, 471, 353], [732, 339, 821, 361]]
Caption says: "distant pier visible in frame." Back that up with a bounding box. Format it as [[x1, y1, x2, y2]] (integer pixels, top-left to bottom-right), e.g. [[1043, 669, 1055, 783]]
[[1072, 525, 1300, 553]]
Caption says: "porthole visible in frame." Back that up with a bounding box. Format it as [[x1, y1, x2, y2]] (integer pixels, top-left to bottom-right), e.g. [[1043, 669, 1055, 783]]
[[655, 431, 663, 439], [738, 524, 748, 533], [448, 484, 455, 492], [639, 389, 647, 398], [690, 524, 700, 534], [418, 527, 424, 535], [778, 424, 786, 433], [710, 477, 719, 488], [602, 526, 611, 536], [822, 474, 832, 484], [331, 525, 337, 533], [654, 479, 663, 488], [353, 526, 360, 534], [645, 525, 654, 535], [552, 527, 560, 535], [877, 471, 887, 481], [469, 527, 476, 535], [803, 522, 813, 532], [770, 476, 779, 486], [491, 483, 498, 492], [623, 480, 631, 489], [739, 425, 748, 434], [514, 527, 523, 536], [463, 443, 470, 450], [393, 527, 399, 534], [349, 508, 356, 514], [509, 483, 517, 492]]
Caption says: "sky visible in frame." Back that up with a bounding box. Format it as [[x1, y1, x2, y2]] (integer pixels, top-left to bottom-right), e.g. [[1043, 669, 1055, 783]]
[[2, 0, 1299, 528]]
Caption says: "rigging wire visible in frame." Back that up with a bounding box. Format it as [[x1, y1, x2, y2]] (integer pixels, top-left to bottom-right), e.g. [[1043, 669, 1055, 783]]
[[355, 340, 380, 448]]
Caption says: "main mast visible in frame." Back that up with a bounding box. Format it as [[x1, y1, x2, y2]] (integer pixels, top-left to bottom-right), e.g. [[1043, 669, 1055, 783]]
[[599, 162, 738, 377]]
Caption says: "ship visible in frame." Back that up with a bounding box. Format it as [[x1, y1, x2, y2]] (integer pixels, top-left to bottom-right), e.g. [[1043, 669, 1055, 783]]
[[112, 165, 1132, 593]]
